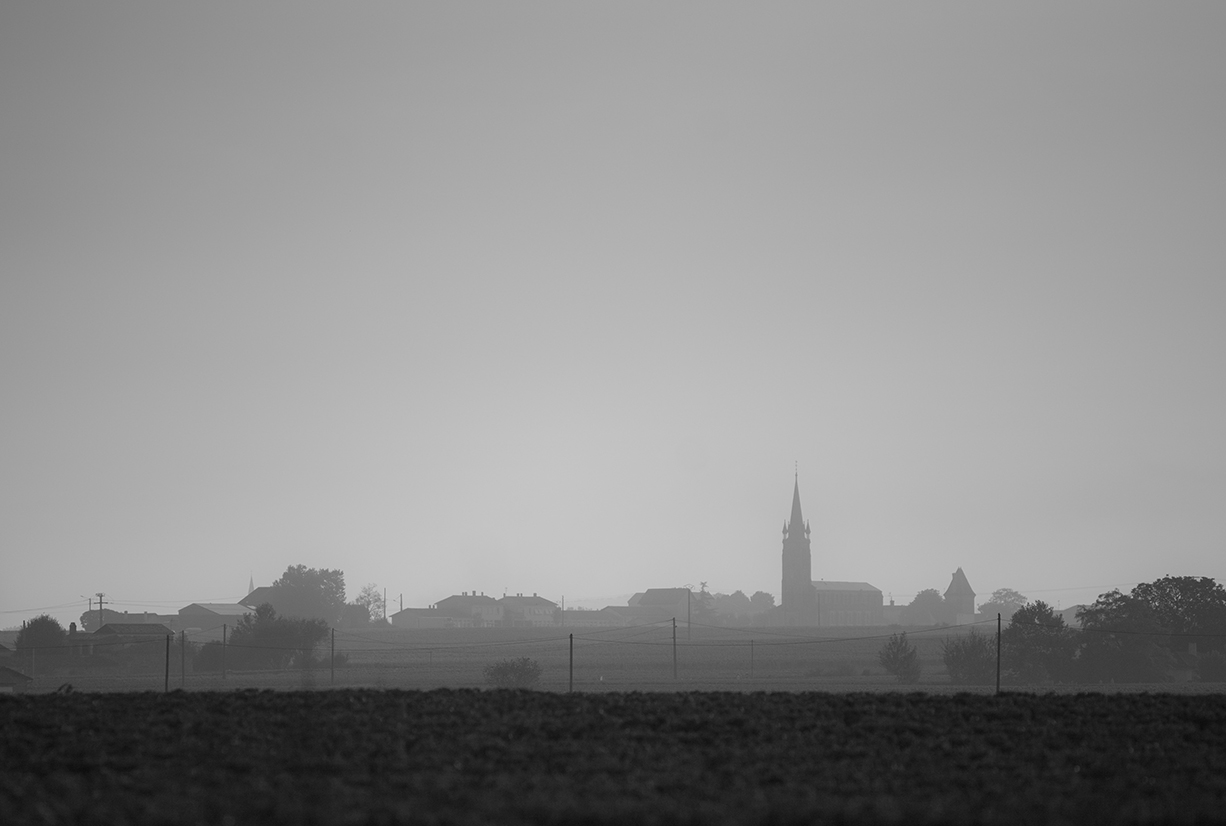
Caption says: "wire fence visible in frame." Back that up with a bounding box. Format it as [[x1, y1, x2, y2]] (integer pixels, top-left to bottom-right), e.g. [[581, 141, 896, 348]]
[[5, 615, 1225, 694]]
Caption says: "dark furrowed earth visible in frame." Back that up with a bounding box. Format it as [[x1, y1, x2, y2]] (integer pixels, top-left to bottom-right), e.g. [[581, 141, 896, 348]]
[[2, 690, 1225, 825]]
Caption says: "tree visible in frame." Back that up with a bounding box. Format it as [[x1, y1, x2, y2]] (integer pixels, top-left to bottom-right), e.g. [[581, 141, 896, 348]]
[[1077, 590, 1172, 683], [78, 608, 126, 633], [713, 591, 753, 619], [979, 588, 1027, 622], [229, 603, 329, 669], [749, 591, 776, 613], [1001, 601, 1075, 683], [878, 632, 921, 684], [1130, 576, 1226, 653], [266, 565, 347, 624], [354, 583, 386, 623], [901, 589, 950, 626], [942, 630, 996, 685], [691, 583, 716, 625], [16, 615, 67, 666]]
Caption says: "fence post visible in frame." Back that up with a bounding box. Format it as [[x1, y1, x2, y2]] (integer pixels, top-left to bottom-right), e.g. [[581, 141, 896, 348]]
[[569, 633, 573, 693], [995, 613, 1001, 695], [672, 618, 677, 681], [165, 634, 170, 693]]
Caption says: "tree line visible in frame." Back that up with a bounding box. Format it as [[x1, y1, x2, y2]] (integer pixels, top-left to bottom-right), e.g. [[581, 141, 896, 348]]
[[879, 575, 1226, 684]]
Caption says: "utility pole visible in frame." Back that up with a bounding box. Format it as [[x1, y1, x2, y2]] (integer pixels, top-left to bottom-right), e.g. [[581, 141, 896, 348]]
[[672, 618, 677, 680], [995, 613, 1002, 696], [96, 592, 106, 630]]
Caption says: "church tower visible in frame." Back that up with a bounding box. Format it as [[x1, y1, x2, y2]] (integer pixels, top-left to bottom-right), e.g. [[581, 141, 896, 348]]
[[781, 474, 817, 625]]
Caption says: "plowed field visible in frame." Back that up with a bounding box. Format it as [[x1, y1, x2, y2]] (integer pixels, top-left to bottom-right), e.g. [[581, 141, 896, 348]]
[[3, 690, 1224, 824]]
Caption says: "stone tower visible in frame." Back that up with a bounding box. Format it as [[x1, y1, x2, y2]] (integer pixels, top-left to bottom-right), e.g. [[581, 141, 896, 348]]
[[781, 474, 817, 625]]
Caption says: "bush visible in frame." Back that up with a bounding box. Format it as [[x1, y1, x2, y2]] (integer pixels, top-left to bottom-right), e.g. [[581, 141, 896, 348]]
[[483, 657, 543, 689], [878, 633, 921, 684], [942, 630, 996, 685]]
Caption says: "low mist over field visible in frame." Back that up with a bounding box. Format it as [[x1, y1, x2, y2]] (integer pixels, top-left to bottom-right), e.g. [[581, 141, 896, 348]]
[[2, 3, 1224, 631]]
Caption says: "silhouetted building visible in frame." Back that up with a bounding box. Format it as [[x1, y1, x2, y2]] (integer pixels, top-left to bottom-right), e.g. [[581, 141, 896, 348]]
[[781, 475, 817, 625], [0, 665, 32, 693], [813, 581, 884, 626], [390, 607, 453, 629], [944, 568, 976, 624], [435, 592, 502, 626], [178, 603, 253, 634], [240, 587, 276, 609], [498, 593, 557, 627]]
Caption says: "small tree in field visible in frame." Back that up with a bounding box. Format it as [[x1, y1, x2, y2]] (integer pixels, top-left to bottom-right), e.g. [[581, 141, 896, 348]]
[[942, 630, 996, 685], [484, 657, 543, 689], [878, 633, 921, 684]]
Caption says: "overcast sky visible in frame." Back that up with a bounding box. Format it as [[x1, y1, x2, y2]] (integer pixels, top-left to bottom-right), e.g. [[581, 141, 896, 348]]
[[3, 2, 1223, 630]]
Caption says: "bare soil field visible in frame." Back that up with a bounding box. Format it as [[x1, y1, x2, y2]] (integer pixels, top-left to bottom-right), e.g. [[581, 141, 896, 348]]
[[3, 689, 1225, 825]]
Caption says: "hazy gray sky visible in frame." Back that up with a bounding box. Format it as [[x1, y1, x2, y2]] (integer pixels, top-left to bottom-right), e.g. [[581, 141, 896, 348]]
[[3, 2, 1224, 629]]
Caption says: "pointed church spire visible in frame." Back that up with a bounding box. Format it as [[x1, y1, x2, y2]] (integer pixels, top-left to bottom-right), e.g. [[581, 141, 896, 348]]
[[248, 574, 255, 596], [789, 474, 805, 536]]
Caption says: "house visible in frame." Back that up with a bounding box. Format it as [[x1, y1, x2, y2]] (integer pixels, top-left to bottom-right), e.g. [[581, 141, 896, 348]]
[[240, 587, 277, 610], [434, 593, 502, 627], [813, 581, 885, 627], [558, 608, 626, 628], [95, 623, 174, 638], [0, 665, 32, 693], [177, 604, 253, 636], [92, 623, 174, 651], [944, 568, 977, 624], [498, 594, 557, 627], [630, 589, 692, 622], [390, 608, 457, 630]]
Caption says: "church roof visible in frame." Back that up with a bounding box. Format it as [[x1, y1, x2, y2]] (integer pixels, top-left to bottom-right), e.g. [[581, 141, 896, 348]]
[[945, 567, 976, 599], [812, 581, 882, 593]]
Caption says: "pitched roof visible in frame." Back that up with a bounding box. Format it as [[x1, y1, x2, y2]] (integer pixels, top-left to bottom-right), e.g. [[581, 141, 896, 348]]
[[499, 595, 557, 608], [240, 587, 276, 608], [944, 568, 976, 599], [635, 588, 691, 606], [0, 665, 33, 685], [180, 603, 254, 616], [95, 623, 173, 636], [812, 581, 882, 593]]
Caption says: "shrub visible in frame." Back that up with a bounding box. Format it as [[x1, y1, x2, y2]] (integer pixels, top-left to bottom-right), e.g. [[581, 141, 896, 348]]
[[483, 657, 543, 689], [942, 630, 996, 685], [878, 633, 921, 684]]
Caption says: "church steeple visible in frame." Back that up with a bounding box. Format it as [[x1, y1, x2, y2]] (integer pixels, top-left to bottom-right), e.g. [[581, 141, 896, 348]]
[[781, 471, 816, 625], [788, 474, 805, 537]]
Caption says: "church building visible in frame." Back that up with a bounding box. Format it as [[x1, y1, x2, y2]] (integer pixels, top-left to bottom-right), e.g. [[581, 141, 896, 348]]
[[781, 474, 817, 625], [780, 474, 883, 626]]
